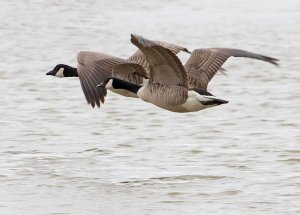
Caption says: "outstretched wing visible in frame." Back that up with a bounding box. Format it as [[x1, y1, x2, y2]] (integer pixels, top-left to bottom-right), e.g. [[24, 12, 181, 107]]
[[128, 40, 190, 73], [130, 34, 188, 87], [112, 63, 148, 85], [185, 48, 279, 89], [77, 51, 128, 108], [130, 34, 188, 105]]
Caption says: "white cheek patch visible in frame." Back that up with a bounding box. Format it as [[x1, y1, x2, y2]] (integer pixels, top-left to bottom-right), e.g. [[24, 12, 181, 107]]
[[55, 68, 64, 77], [106, 79, 113, 89]]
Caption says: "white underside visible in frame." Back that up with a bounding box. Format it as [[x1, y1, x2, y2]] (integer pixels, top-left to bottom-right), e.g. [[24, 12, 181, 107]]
[[155, 97, 212, 113], [138, 89, 222, 113]]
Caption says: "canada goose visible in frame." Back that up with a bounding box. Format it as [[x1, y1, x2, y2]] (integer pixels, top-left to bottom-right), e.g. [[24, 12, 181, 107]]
[[46, 42, 190, 108], [98, 34, 278, 113]]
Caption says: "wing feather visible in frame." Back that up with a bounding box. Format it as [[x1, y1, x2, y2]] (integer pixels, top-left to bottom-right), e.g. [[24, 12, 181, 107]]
[[130, 34, 188, 105], [112, 63, 148, 85], [131, 35, 188, 87], [77, 51, 127, 107], [185, 48, 279, 89], [128, 40, 190, 74]]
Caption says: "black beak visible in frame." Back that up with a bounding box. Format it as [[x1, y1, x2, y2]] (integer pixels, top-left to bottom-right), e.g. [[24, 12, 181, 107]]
[[46, 70, 54, 75]]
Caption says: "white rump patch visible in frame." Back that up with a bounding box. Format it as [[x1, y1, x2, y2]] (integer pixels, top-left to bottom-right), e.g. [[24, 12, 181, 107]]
[[55, 68, 64, 77]]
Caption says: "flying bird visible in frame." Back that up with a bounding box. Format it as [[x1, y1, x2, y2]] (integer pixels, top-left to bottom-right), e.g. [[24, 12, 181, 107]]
[[98, 34, 278, 113]]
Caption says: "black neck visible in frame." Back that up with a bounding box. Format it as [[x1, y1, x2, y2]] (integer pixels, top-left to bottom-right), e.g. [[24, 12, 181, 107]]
[[64, 65, 78, 77], [191, 88, 213, 96], [113, 78, 142, 94]]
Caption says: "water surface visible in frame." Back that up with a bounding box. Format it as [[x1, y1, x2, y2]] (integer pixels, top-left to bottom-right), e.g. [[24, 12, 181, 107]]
[[0, 0, 299, 214]]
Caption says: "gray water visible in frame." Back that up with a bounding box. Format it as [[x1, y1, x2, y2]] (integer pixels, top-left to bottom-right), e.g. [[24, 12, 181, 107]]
[[1, 0, 299, 214]]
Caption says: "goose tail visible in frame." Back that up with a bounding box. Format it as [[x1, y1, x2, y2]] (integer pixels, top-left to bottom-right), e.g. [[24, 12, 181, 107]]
[[203, 96, 229, 105]]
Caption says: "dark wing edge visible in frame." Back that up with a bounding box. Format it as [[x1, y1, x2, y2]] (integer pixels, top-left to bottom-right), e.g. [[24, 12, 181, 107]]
[[77, 54, 127, 108], [153, 40, 191, 54], [127, 37, 190, 73], [185, 48, 279, 89], [77, 62, 111, 108], [213, 48, 279, 66]]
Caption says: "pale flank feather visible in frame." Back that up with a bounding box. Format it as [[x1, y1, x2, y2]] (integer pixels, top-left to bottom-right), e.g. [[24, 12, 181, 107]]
[[142, 83, 188, 106], [185, 48, 279, 90]]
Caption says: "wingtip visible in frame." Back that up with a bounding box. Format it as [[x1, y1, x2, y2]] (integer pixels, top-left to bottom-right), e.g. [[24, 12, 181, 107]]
[[184, 48, 192, 54], [264, 55, 280, 67], [130, 34, 156, 48], [130, 33, 140, 46], [272, 58, 280, 67], [130, 33, 140, 42], [89, 102, 101, 108], [269, 58, 280, 67]]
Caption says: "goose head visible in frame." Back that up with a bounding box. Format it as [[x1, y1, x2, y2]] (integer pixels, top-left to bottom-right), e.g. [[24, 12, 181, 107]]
[[47, 64, 78, 78]]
